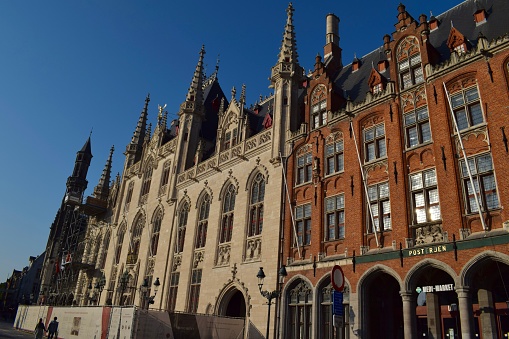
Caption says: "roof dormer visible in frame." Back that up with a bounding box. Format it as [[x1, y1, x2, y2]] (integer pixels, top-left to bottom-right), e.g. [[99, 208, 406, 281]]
[[368, 68, 386, 95], [429, 12, 439, 32], [352, 56, 361, 72], [447, 26, 469, 54]]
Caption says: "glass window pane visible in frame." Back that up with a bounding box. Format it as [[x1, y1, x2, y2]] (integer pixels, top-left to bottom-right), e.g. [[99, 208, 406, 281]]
[[305, 153, 312, 163], [326, 144, 334, 156], [465, 87, 479, 102], [410, 54, 421, 64], [337, 154, 344, 172], [304, 204, 311, 217], [408, 126, 418, 147], [298, 156, 304, 166], [379, 182, 389, 198], [455, 108, 468, 130], [371, 203, 379, 217], [366, 143, 375, 161], [428, 188, 439, 204], [336, 195, 344, 208], [326, 198, 335, 211], [451, 93, 464, 108], [410, 173, 423, 190], [327, 158, 334, 174], [399, 59, 409, 71], [414, 192, 425, 207], [368, 186, 377, 201], [421, 122, 431, 143], [378, 139, 387, 157], [424, 170, 437, 187], [375, 124, 385, 136], [416, 207, 427, 223], [404, 113, 416, 126], [416, 107, 429, 120], [414, 67, 424, 84], [296, 206, 303, 219], [429, 205, 441, 221], [364, 129, 374, 141], [402, 72, 412, 88], [336, 140, 344, 151], [470, 103, 483, 126]]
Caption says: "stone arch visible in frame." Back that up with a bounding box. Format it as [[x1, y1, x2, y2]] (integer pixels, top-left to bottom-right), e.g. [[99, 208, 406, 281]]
[[245, 165, 269, 191], [177, 194, 191, 211], [131, 211, 146, 233], [404, 258, 459, 293], [150, 206, 164, 225], [215, 281, 248, 318], [218, 177, 239, 201], [460, 250, 509, 287], [358, 264, 403, 292], [195, 186, 213, 209]]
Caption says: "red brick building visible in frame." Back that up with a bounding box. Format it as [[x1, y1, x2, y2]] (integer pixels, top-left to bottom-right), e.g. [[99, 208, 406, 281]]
[[281, 1, 509, 338]]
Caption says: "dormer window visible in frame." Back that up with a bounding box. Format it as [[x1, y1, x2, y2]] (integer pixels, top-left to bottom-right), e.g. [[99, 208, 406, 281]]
[[429, 17, 439, 31], [397, 36, 423, 90], [223, 128, 237, 150], [447, 27, 469, 55], [352, 58, 361, 72], [474, 9, 487, 25], [310, 85, 327, 129], [377, 60, 388, 73], [373, 83, 383, 94], [455, 44, 467, 54]]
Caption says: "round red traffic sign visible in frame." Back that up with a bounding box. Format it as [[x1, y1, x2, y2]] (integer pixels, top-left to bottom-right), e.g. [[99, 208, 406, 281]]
[[331, 265, 345, 292]]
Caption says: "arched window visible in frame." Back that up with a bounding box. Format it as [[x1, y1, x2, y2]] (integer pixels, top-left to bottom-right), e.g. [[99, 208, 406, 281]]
[[220, 184, 236, 243], [310, 85, 327, 129], [287, 280, 313, 339], [151, 211, 162, 256], [99, 230, 110, 269], [128, 217, 144, 264], [397, 36, 423, 89], [249, 173, 265, 237], [176, 202, 189, 253], [115, 224, 126, 265], [139, 164, 153, 204], [195, 195, 210, 248]]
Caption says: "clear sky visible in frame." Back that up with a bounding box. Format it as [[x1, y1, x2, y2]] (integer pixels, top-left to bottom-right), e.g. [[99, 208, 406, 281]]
[[0, 0, 463, 281]]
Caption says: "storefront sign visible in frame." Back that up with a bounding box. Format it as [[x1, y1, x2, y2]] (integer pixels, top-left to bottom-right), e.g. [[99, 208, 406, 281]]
[[406, 244, 449, 257], [416, 284, 454, 293]]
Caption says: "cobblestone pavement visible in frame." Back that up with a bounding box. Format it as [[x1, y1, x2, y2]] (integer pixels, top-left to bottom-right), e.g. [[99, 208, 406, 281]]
[[0, 320, 34, 338]]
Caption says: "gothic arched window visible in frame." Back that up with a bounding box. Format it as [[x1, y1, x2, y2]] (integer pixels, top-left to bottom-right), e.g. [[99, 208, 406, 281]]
[[397, 36, 423, 89], [176, 202, 189, 253], [248, 173, 265, 237], [220, 184, 236, 243], [287, 280, 313, 339], [151, 211, 162, 256], [195, 195, 210, 249]]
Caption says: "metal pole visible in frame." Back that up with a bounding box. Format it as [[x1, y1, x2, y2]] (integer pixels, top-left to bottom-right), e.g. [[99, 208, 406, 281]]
[[266, 298, 272, 339]]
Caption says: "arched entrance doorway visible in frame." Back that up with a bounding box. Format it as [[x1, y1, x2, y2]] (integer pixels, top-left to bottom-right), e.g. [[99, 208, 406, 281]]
[[224, 290, 246, 317], [464, 254, 509, 338], [408, 263, 458, 338], [218, 288, 246, 318], [362, 270, 403, 339]]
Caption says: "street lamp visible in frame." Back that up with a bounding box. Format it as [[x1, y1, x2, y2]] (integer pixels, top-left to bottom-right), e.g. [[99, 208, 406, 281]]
[[256, 266, 287, 339], [118, 270, 129, 305], [94, 272, 106, 305], [139, 277, 161, 310]]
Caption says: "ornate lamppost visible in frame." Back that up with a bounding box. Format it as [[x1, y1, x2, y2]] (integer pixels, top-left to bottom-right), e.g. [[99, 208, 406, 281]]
[[139, 277, 161, 310], [256, 266, 287, 339]]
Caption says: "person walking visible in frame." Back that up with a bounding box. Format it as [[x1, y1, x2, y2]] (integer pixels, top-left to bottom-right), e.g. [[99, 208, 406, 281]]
[[34, 318, 46, 339], [47, 317, 59, 339]]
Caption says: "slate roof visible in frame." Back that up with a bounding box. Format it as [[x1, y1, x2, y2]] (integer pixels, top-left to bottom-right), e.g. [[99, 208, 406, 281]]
[[332, 0, 509, 104]]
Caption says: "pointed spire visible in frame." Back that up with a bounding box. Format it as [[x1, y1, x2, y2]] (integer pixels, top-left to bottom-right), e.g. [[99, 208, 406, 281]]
[[93, 145, 114, 201], [145, 123, 152, 144], [126, 94, 149, 166], [80, 136, 92, 155], [277, 3, 299, 64], [240, 84, 246, 105], [185, 45, 206, 106]]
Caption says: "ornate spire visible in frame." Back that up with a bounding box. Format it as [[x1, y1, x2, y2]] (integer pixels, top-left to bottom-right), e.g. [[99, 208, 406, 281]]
[[184, 45, 206, 111], [93, 145, 114, 201], [126, 94, 149, 166], [277, 3, 299, 64], [240, 84, 246, 106]]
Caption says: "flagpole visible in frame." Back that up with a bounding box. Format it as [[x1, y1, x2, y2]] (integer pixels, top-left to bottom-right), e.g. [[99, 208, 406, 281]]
[[442, 82, 487, 231], [350, 120, 380, 248]]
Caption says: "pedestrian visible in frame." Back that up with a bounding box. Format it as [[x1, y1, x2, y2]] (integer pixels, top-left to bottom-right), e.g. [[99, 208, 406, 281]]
[[34, 318, 46, 339], [47, 317, 59, 339]]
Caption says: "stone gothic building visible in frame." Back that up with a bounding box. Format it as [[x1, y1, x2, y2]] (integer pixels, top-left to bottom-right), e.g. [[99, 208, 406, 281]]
[[37, 1, 509, 338]]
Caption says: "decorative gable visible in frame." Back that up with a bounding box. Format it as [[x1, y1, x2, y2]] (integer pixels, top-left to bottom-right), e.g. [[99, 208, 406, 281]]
[[447, 27, 469, 54], [368, 68, 386, 94]]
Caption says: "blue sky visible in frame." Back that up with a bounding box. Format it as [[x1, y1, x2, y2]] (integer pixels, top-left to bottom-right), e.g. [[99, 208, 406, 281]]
[[0, 0, 463, 281]]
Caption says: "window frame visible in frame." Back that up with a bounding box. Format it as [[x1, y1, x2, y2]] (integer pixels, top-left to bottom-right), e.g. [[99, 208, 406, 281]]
[[219, 184, 236, 243], [325, 139, 344, 176], [248, 173, 265, 237], [295, 204, 312, 246], [188, 268, 202, 313], [363, 123, 386, 163], [195, 195, 210, 249], [367, 182, 391, 233], [404, 106, 432, 149], [409, 169, 441, 225], [459, 153, 499, 214], [450, 85, 484, 132], [325, 194, 345, 241], [296, 153, 313, 185]]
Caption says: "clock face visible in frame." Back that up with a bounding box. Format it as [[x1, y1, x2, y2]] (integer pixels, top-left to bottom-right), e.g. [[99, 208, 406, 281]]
[[311, 85, 327, 105]]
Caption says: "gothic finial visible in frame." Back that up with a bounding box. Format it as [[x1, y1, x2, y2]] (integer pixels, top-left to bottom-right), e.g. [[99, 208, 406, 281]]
[[93, 145, 115, 200], [240, 84, 246, 104], [231, 86, 237, 100]]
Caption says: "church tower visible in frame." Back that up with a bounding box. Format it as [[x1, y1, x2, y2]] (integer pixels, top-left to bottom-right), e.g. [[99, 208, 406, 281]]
[[39, 137, 93, 303], [270, 3, 305, 160]]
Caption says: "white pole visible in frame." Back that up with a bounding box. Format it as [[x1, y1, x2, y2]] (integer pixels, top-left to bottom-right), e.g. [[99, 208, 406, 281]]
[[350, 120, 380, 247], [442, 82, 487, 231], [280, 152, 302, 259]]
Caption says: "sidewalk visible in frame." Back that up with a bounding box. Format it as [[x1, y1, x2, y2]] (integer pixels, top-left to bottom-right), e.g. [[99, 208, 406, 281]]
[[0, 319, 34, 338]]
